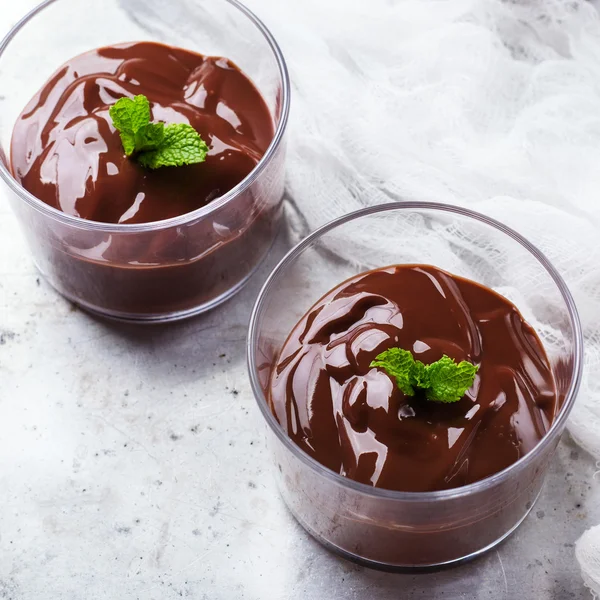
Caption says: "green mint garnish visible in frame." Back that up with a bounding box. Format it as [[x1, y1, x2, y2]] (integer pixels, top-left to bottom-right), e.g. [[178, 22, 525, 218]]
[[108, 94, 208, 169], [370, 348, 417, 396], [370, 348, 478, 403], [136, 124, 208, 169], [424, 356, 479, 403]]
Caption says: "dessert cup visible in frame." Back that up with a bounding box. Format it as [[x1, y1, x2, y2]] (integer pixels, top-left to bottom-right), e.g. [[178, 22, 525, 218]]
[[0, 0, 289, 322], [247, 202, 583, 570]]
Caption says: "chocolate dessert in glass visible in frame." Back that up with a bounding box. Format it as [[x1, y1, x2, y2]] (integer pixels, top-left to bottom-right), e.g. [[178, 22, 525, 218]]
[[0, 0, 289, 322], [248, 202, 583, 569]]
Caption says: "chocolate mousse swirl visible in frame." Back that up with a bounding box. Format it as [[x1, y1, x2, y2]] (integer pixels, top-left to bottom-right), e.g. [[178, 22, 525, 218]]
[[10, 42, 274, 224], [269, 265, 558, 492]]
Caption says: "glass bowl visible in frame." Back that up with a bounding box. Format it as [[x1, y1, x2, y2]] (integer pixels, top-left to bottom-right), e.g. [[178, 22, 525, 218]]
[[247, 202, 583, 570], [0, 0, 289, 323]]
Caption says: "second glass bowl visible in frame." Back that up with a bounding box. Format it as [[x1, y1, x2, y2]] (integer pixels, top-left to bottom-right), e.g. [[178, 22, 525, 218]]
[[248, 202, 583, 569], [0, 0, 290, 322]]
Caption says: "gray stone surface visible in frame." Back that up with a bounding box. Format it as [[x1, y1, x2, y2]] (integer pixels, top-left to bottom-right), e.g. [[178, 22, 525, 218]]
[[1, 3, 598, 598], [0, 201, 598, 599]]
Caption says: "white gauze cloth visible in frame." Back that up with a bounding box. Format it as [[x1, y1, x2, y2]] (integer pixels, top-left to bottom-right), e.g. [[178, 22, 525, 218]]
[[578, 525, 600, 598]]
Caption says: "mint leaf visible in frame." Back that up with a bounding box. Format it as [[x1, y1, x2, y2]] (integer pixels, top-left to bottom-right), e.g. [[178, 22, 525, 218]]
[[425, 356, 478, 403], [137, 124, 209, 169], [370, 348, 416, 396], [109, 94, 208, 169], [370, 349, 478, 403], [109, 94, 151, 134], [411, 360, 430, 389], [134, 122, 165, 152], [109, 95, 152, 156], [119, 131, 137, 156]]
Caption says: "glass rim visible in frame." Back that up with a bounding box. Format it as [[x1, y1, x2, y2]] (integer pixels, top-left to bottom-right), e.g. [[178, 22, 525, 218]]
[[247, 201, 585, 502], [0, 0, 290, 232]]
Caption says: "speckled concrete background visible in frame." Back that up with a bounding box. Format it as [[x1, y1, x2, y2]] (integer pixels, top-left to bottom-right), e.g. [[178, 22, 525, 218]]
[[1, 2, 599, 599]]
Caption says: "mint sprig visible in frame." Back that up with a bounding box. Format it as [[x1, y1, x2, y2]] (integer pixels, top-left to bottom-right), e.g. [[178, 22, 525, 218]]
[[108, 94, 208, 169], [370, 348, 478, 403]]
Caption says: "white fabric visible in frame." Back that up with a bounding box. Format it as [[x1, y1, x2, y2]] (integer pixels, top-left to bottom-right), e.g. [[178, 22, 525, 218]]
[[578, 525, 600, 598]]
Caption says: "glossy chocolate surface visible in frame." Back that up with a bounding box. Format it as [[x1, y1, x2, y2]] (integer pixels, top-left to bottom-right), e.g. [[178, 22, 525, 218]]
[[269, 265, 557, 492], [9, 42, 281, 317], [11, 41, 273, 224]]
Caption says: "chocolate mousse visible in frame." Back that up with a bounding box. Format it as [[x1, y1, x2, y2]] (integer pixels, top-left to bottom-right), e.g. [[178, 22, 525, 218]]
[[269, 264, 558, 492], [10, 42, 282, 318]]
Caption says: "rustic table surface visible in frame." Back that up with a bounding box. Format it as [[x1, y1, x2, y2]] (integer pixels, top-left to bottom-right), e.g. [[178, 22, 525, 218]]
[[1, 3, 598, 599]]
